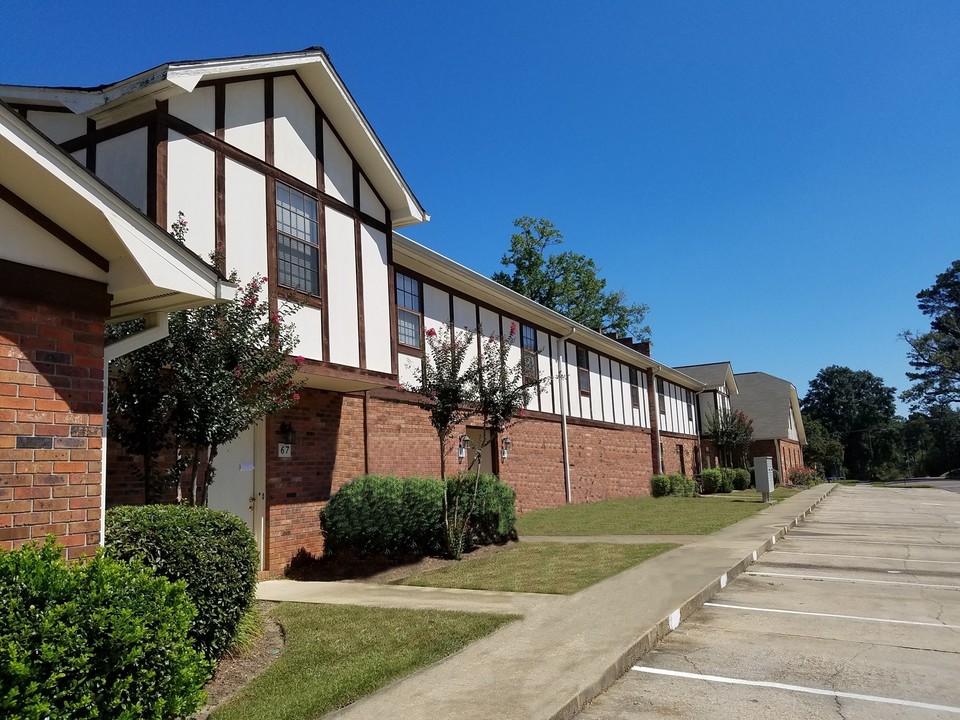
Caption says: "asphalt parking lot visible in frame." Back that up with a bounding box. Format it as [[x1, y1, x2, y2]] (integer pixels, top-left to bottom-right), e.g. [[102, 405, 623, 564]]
[[577, 486, 960, 719]]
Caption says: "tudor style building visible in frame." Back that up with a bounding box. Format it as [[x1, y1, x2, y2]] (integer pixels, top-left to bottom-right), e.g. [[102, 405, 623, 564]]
[[731, 371, 806, 482], [1, 49, 705, 572], [675, 362, 739, 469]]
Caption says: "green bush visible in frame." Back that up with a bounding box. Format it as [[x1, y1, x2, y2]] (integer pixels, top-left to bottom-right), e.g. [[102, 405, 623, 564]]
[[321, 474, 517, 559], [651, 474, 672, 497], [731, 468, 751, 491], [106, 505, 259, 662], [448, 473, 517, 548], [0, 539, 210, 719], [321, 475, 445, 558], [651, 473, 696, 497], [701, 468, 733, 494]]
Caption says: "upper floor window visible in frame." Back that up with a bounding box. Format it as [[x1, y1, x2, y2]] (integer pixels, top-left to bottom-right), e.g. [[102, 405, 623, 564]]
[[396, 272, 422, 349], [576, 346, 590, 397], [687, 389, 695, 421], [629, 367, 641, 409], [657, 378, 666, 415], [276, 183, 320, 295], [521, 324, 538, 385]]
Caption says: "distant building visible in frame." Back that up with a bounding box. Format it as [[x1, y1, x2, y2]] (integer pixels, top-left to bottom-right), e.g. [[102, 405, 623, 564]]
[[731, 372, 806, 481], [674, 362, 738, 469]]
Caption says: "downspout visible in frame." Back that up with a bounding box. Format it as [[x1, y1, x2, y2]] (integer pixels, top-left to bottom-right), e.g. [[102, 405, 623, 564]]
[[557, 327, 576, 503], [99, 313, 170, 546]]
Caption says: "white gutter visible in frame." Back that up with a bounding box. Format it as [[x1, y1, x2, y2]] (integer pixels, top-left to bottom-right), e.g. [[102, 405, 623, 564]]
[[557, 327, 576, 503], [99, 313, 170, 546]]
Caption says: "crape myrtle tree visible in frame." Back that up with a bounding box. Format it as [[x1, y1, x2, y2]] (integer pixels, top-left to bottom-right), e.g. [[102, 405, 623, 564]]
[[492, 217, 651, 340], [108, 213, 305, 505], [901, 259, 960, 410], [704, 408, 754, 468], [404, 322, 543, 558]]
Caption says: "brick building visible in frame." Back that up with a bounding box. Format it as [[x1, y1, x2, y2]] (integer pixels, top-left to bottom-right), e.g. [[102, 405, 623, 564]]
[[730, 372, 806, 482]]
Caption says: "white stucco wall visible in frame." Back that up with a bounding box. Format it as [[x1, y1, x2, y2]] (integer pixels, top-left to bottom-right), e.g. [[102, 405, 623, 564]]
[[274, 76, 317, 187], [97, 127, 148, 212], [166, 131, 215, 259], [325, 207, 359, 367], [360, 224, 391, 373], [225, 80, 265, 159]]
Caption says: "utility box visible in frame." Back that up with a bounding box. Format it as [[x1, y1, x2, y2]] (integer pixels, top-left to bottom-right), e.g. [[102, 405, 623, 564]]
[[754, 456, 775, 502]]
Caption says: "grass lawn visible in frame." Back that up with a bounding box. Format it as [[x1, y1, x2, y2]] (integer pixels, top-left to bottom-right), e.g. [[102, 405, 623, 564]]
[[516, 487, 803, 537], [397, 542, 677, 594], [211, 603, 515, 720]]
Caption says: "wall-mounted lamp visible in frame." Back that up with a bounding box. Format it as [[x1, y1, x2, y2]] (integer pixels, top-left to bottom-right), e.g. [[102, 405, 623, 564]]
[[458, 434, 472, 463], [279, 422, 297, 445], [501, 437, 512, 462]]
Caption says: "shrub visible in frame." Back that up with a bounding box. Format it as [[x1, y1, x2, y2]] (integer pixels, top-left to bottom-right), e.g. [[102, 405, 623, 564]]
[[321, 474, 517, 559], [651, 473, 696, 497], [106, 504, 259, 662], [0, 538, 210, 719], [701, 468, 733, 494], [788, 467, 823, 487], [321, 475, 445, 558], [447, 473, 517, 548], [731, 468, 751, 491], [651, 474, 672, 497]]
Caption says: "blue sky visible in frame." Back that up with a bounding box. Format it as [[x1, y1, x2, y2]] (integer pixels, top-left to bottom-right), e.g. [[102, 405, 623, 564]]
[[2, 1, 957, 414]]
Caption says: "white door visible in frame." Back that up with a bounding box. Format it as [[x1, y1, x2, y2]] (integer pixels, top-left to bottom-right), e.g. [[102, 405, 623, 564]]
[[208, 424, 265, 567]]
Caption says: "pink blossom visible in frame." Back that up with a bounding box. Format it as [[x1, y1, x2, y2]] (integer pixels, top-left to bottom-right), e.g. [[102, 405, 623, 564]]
[[271, 312, 280, 324], [234, 366, 242, 377], [294, 355, 305, 367], [510, 322, 517, 334], [426, 328, 437, 337], [488, 335, 496, 344], [291, 392, 300, 401], [517, 408, 526, 417], [396, 384, 405, 391]]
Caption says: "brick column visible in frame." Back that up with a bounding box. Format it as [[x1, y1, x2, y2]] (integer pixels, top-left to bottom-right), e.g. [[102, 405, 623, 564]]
[[0, 292, 107, 559]]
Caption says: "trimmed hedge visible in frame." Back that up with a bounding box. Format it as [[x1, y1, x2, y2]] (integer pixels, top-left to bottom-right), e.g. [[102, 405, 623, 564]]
[[0, 539, 210, 719], [106, 505, 259, 662], [788, 467, 824, 487], [731, 468, 751, 491], [320, 474, 517, 558], [650, 473, 696, 497], [701, 468, 733, 494]]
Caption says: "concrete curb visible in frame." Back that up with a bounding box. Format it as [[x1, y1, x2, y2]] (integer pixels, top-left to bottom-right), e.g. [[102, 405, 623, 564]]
[[551, 483, 839, 720]]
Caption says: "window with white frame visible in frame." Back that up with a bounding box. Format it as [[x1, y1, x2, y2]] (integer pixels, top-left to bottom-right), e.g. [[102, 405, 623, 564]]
[[396, 272, 422, 349], [276, 183, 320, 295], [521, 324, 538, 385]]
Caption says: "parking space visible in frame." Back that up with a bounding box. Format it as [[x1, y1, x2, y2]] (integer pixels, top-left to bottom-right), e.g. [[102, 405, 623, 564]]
[[577, 486, 960, 719]]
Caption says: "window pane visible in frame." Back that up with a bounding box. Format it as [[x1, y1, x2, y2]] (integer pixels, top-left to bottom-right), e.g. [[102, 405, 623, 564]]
[[398, 309, 421, 348], [276, 183, 319, 295]]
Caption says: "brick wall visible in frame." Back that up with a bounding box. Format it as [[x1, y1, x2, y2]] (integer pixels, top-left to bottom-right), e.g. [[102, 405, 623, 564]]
[[749, 438, 804, 482], [0, 295, 106, 559], [659, 432, 701, 478]]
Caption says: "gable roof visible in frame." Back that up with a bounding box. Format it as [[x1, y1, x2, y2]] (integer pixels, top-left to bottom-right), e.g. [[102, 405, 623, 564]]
[[1, 101, 232, 320], [674, 362, 739, 395], [0, 48, 427, 228], [731, 372, 806, 444]]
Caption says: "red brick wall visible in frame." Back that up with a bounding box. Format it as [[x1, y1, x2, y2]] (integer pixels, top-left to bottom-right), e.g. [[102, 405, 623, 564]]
[[0, 295, 106, 559], [263, 389, 365, 571], [748, 438, 804, 482], [659, 432, 701, 478]]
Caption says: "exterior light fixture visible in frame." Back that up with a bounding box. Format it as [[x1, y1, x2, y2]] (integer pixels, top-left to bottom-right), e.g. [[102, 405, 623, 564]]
[[501, 437, 512, 461], [458, 434, 472, 463], [279, 422, 297, 445]]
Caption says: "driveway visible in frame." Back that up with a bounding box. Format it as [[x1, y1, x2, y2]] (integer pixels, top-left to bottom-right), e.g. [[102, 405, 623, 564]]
[[576, 485, 960, 719]]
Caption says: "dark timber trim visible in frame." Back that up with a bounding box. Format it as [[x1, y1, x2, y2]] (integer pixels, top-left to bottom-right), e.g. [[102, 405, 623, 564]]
[[214, 83, 226, 273], [0, 184, 109, 273]]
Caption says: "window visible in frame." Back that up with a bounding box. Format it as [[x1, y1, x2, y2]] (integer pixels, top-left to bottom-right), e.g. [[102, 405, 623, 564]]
[[520, 324, 538, 385], [576, 346, 590, 396], [628, 367, 641, 409], [657, 378, 666, 415], [687, 390, 694, 422], [396, 272, 422, 349], [276, 183, 320, 295]]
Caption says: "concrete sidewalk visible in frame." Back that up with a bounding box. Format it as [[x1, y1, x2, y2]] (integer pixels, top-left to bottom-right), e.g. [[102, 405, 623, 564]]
[[264, 484, 837, 720]]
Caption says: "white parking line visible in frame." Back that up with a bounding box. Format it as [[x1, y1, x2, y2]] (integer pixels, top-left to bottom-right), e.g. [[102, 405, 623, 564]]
[[703, 602, 960, 629], [746, 571, 960, 590], [631, 667, 960, 714], [787, 535, 960, 549], [769, 550, 960, 565]]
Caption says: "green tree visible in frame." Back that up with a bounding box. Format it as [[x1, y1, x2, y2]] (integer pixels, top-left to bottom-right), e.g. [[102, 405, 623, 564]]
[[801, 366, 897, 480], [901, 259, 960, 410], [800, 415, 845, 477], [705, 408, 754, 468], [492, 217, 650, 339], [109, 215, 304, 505]]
